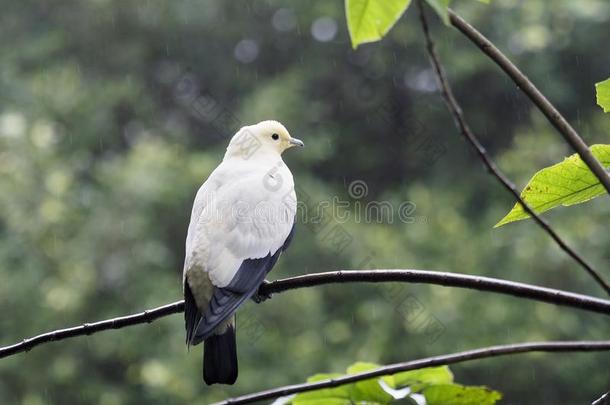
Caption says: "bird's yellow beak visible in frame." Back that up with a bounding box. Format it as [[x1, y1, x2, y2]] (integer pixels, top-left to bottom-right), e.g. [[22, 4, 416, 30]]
[[288, 137, 304, 148]]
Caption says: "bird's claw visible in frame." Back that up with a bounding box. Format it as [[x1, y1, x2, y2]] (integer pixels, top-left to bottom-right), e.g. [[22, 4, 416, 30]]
[[251, 280, 272, 304]]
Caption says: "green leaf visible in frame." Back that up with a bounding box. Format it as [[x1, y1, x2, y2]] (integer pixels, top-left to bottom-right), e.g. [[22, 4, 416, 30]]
[[345, 362, 395, 403], [424, 0, 452, 25], [345, 0, 412, 49], [289, 363, 501, 405], [423, 384, 502, 405], [292, 373, 353, 405], [289, 363, 456, 404], [346, 362, 382, 374], [495, 144, 610, 227], [391, 366, 454, 391], [596, 78, 610, 112], [292, 399, 352, 405]]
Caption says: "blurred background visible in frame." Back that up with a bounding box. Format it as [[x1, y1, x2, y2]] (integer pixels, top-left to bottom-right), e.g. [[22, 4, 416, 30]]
[[1, 0, 609, 403]]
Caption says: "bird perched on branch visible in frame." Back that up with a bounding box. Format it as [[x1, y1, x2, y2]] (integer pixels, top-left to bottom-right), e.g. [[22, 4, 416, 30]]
[[183, 120, 303, 385]]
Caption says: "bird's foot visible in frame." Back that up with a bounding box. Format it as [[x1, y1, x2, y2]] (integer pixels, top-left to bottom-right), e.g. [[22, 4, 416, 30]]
[[251, 280, 272, 304]]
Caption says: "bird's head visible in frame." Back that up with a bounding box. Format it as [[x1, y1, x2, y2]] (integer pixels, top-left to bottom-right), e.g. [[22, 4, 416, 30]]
[[224, 120, 304, 160]]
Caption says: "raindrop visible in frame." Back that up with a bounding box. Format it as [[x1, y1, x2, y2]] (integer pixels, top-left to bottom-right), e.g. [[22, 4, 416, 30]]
[[234, 39, 260, 64], [311, 16, 338, 42]]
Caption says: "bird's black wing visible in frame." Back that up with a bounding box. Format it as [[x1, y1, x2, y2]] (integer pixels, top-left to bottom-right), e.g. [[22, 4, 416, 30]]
[[188, 222, 296, 346], [184, 282, 201, 346]]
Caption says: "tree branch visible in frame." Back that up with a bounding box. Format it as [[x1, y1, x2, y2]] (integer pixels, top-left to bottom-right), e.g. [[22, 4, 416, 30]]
[[416, 0, 610, 297], [2, 269, 610, 359], [447, 9, 610, 195], [214, 340, 610, 405], [0, 301, 185, 359]]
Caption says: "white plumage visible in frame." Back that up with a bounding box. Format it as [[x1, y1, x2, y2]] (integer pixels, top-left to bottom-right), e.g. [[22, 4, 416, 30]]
[[182, 120, 302, 385], [184, 158, 296, 287]]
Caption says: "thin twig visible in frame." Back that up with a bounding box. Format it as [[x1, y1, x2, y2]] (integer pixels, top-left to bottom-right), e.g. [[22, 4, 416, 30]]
[[214, 340, 610, 404], [2, 269, 610, 359], [448, 10, 610, 194], [416, 0, 610, 296]]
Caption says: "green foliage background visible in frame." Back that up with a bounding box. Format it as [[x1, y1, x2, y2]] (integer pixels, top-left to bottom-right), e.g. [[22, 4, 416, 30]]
[[0, 0, 609, 403]]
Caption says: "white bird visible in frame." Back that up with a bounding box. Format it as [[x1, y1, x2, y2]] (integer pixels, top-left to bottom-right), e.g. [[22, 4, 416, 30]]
[[183, 120, 303, 385]]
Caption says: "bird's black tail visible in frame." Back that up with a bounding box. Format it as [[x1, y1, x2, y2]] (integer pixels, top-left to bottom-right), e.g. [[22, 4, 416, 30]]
[[203, 324, 238, 385]]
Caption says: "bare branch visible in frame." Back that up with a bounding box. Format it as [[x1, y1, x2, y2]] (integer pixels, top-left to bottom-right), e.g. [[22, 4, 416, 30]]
[[2, 269, 610, 359], [0, 301, 185, 359], [447, 9, 610, 195], [416, 0, 610, 296], [214, 340, 610, 405], [258, 270, 610, 314]]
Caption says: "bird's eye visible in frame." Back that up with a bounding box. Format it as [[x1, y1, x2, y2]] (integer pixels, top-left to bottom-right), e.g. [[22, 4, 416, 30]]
[[271, 133, 279, 140]]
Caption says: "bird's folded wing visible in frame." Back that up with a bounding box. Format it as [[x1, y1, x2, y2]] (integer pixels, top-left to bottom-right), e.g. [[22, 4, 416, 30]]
[[185, 166, 297, 345], [188, 222, 295, 345]]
